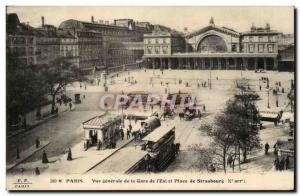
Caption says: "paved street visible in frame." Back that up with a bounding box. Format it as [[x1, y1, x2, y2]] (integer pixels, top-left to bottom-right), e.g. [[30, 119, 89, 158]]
[[7, 69, 294, 175]]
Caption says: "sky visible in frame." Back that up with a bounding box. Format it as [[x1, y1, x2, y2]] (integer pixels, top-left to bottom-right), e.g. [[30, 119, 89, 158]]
[[6, 6, 294, 34]]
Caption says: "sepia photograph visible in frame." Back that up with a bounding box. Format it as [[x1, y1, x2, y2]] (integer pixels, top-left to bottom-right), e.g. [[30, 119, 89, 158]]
[[5, 5, 295, 191]]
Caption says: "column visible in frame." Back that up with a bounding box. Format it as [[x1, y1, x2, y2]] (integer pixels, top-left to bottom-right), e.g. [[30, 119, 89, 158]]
[[226, 58, 229, 70], [254, 58, 258, 70], [217, 58, 221, 70], [274, 58, 278, 70], [152, 59, 155, 69], [210, 58, 213, 70], [160, 58, 162, 70], [168, 58, 172, 69], [178, 58, 182, 69], [242, 58, 247, 70], [194, 58, 197, 69], [263, 58, 267, 70], [202, 59, 205, 70], [234, 58, 237, 70]]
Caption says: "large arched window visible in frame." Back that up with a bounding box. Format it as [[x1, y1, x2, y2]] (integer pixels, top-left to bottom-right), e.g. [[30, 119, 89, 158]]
[[198, 35, 227, 53]]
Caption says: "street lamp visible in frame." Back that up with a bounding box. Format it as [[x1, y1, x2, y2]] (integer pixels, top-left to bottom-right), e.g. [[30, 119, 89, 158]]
[[267, 89, 270, 109], [276, 87, 279, 107], [209, 60, 212, 90]]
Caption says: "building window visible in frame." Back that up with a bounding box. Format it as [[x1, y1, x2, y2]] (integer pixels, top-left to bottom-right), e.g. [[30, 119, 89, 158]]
[[162, 46, 168, 54], [155, 46, 160, 54], [231, 44, 237, 52], [259, 36, 264, 42], [268, 36, 273, 42], [249, 36, 254, 42], [249, 44, 254, 53], [268, 45, 274, 53], [258, 44, 264, 53], [147, 46, 152, 54], [155, 39, 159, 44], [163, 39, 166, 44]]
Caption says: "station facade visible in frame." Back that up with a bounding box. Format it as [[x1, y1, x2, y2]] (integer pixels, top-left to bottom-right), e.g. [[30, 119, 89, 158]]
[[143, 18, 292, 71]]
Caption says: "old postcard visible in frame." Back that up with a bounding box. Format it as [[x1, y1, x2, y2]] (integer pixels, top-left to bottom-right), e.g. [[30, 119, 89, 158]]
[[6, 6, 295, 191]]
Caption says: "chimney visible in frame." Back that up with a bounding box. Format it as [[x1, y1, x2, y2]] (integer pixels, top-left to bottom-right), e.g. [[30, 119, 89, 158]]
[[42, 16, 44, 27], [91, 16, 94, 23]]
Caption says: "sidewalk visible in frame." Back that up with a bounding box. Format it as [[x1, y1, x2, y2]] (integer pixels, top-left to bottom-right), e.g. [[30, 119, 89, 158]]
[[41, 118, 143, 175], [6, 141, 50, 171], [7, 103, 74, 139], [43, 138, 133, 175]]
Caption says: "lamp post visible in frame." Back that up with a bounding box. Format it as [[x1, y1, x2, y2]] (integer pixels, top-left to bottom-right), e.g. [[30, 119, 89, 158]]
[[276, 86, 279, 107], [267, 89, 270, 109], [209, 69, 212, 90]]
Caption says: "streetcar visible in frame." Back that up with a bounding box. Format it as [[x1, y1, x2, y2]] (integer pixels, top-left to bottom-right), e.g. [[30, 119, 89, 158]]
[[140, 124, 177, 172], [140, 116, 161, 135], [87, 123, 178, 174]]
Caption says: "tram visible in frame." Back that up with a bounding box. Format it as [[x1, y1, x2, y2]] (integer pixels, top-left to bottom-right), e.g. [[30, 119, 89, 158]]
[[88, 123, 178, 174], [139, 124, 176, 172]]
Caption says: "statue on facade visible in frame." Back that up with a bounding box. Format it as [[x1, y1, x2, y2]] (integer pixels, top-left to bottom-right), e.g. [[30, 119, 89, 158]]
[[209, 17, 214, 25]]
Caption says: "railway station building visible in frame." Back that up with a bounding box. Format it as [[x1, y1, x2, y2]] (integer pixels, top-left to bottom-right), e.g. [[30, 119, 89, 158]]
[[143, 18, 294, 71]]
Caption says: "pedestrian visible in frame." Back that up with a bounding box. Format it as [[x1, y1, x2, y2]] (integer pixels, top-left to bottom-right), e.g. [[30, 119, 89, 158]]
[[35, 167, 40, 175], [97, 141, 102, 150], [67, 148, 72, 161], [120, 128, 124, 140], [198, 109, 202, 119], [273, 143, 278, 156], [285, 156, 290, 170], [134, 117, 137, 124], [35, 137, 40, 148], [84, 140, 88, 151], [259, 85, 262, 91], [69, 102, 72, 111], [80, 83, 82, 89], [227, 154, 233, 168], [16, 147, 20, 159], [42, 150, 49, 163], [84, 85, 87, 90], [127, 128, 131, 140], [129, 124, 132, 132], [279, 157, 285, 171], [83, 95, 85, 99], [274, 157, 280, 171], [203, 105, 206, 112], [282, 88, 284, 93], [265, 142, 270, 155]]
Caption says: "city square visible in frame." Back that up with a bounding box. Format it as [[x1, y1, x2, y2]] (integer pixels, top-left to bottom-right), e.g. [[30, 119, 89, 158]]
[[5, 6, 295, 191]]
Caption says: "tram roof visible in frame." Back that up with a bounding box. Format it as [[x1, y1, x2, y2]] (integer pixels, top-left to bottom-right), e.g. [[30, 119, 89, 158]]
[[143, 124, 175, 143]]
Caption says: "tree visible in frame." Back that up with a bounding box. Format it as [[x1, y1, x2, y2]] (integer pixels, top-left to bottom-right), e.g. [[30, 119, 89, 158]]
[[7, 54, 46, 129], [201, 95, 261, 173], [40, 58, 86, 114], [225, 96, 261, 164], [201, 114, 235, 173]]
